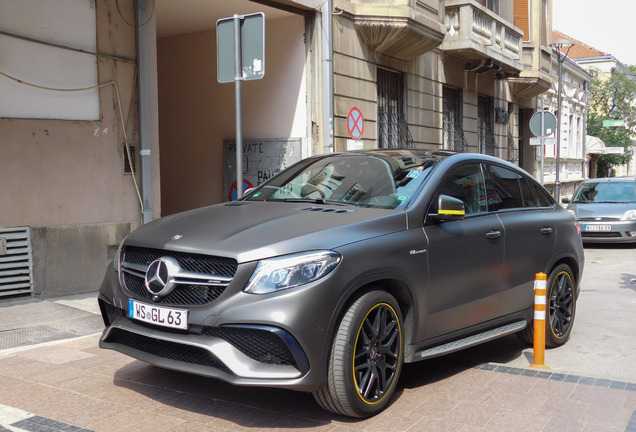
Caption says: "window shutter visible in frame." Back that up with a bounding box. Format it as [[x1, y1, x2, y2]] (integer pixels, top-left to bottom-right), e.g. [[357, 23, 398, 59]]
[[513, 0, 531, 42]]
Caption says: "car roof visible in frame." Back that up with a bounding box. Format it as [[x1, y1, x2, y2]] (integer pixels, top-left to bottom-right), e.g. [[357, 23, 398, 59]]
[[581, 177, 636, 183], [329, 148, 520, 166]]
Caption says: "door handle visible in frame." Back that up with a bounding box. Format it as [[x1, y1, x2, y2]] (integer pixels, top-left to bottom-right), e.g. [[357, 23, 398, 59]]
[[540, 227, 553, 235], [486, 230, 501, 239]]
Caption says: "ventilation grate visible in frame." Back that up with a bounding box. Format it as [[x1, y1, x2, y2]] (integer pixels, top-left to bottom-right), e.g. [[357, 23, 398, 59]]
[[0, 227, 33, 298], [301, 207, 354, 214], [123, 143, 137, 174]]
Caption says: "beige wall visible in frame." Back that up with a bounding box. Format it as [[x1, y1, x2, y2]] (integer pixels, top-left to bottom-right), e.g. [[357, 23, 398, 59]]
[[0, 0, 160, 297], [0, 0, 156, 227], [332, 8, 520, 157], [157, 15, 307, 215]]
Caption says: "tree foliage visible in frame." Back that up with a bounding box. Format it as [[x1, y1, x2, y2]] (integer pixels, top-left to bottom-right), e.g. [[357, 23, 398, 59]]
[[586, 68, 636, 177]]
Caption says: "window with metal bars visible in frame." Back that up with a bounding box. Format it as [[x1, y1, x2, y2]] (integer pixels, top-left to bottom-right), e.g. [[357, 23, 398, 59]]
[[377, 69, 414, 149], [478, 96, 496, 155], [443, 87, 468, 152]]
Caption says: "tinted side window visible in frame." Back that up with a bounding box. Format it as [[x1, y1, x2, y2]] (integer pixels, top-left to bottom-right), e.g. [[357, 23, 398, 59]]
[[518, 177, 535, 207], [437, 163, 487, 215], [485, 164, 524, 211], [523, 176, 555, 207]]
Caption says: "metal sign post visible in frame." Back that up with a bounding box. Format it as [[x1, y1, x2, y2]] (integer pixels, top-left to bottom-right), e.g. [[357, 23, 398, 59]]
[[530, 106, 557, 185], [217, 13, 265, 199], [233, 15, 244, 199]]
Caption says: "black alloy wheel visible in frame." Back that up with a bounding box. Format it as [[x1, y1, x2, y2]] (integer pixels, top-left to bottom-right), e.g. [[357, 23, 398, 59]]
[[354, 301, 401, 404], [313, 290, 404, 417], [516, 263, 577, 347], [546, 263, 576, 347]]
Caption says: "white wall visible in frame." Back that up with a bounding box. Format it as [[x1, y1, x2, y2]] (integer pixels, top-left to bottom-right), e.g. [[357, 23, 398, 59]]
[[0, 0, 99, 120]]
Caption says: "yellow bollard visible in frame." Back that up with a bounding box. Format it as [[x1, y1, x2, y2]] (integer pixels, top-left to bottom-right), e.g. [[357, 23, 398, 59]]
[[530, 272, 550, 369]]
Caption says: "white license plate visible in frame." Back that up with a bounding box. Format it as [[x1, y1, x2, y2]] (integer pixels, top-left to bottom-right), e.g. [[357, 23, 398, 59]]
[[128, 299, 188, 330], [583, 224, 612, 232]]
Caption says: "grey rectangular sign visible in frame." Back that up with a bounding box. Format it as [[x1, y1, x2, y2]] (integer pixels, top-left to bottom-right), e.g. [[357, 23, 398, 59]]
[[217, 13, 265, 83]]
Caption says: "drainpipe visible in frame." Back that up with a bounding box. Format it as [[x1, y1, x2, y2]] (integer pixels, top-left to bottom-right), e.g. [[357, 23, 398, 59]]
[[321, 0, 334, 153], [135, 0, 153, 224], [583, 80, 589, 178]]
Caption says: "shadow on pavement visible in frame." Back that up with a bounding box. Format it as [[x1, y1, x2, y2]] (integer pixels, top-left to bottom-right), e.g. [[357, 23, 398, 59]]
[[400, 334, 528, 390], [110, 334, 529, 427], [112, 362, 356, 428]]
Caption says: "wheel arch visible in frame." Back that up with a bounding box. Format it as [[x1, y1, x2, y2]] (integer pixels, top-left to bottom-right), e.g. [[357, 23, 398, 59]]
[[319, 274, 418, 383], [546, 254, 582, 297]]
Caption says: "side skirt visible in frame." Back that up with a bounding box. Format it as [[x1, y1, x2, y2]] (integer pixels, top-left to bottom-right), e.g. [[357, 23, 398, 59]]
[[412, 320, 527, 361]]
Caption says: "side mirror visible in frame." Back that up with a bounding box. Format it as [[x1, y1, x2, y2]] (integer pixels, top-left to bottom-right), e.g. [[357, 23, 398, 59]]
[[429, 194, 466, 222], [561, 197, 571, 204]]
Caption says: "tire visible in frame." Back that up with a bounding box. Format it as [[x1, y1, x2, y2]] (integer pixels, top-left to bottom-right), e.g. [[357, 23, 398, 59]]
[[516, 264, 576, 347], [313, 290, 404, 418]]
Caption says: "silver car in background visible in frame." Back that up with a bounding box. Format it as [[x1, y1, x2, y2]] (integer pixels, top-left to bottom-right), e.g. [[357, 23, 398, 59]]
[[98, 149, 584, 417], [564, 177, 636, 243]]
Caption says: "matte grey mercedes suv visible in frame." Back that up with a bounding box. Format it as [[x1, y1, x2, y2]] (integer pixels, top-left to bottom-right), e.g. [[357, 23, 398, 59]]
[[98, 149, 584, 417]]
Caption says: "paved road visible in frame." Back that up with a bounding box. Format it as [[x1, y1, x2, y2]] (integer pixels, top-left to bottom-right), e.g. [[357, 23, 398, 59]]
[[451, 243, 636, 383], [0, 244, 634, 431]]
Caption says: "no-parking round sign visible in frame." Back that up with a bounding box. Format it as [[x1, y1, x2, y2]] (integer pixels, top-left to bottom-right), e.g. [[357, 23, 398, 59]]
[[347, 107, 364, 140]]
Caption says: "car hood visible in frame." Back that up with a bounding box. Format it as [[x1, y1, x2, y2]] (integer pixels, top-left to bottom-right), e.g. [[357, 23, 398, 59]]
[[125, 201, 407, 263], [567, 202, 634, 219]]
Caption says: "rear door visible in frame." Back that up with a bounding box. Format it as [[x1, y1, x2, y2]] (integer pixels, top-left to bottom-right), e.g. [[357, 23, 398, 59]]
[[484, 163, 557, 316]]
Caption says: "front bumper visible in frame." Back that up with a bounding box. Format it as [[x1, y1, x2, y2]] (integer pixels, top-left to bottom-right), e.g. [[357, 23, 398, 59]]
[[99, 297, 309, 383], [97, 262, 338, 392], [579, 220, 636, 243]]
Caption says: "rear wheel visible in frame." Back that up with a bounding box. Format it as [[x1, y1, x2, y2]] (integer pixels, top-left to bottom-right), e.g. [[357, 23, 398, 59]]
[[546, 264, 576, 347], [313, 290, 404, 417], [517, 264, 576, 347]]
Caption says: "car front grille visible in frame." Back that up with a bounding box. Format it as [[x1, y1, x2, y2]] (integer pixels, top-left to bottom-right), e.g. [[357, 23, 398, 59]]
[[123, 246, 238, 276], [123, 272, 226, 305], [582, 232, 622, 238], [203, 327, 298, 367], [120, 246, 237, 306], [106, 328, 230, 372], [101, 300, 125, 325]]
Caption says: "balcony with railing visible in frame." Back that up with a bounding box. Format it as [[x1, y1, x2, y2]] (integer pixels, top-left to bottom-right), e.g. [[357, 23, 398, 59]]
[[508, 45, 553, 100], [440, 0, 523, 75], [346, 0, 446, 60]]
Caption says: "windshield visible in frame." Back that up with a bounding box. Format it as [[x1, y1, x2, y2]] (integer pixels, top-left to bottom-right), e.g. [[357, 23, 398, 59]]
[[572, 181, 636, 203], [243, 152, 439, 209]]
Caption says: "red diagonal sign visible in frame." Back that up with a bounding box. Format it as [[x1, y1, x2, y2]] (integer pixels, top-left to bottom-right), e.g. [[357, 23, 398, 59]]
[[347, 107, 364, 140]]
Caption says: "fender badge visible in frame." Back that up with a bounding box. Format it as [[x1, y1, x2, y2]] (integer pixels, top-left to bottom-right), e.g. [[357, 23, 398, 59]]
[[172, 234, 183, 240]]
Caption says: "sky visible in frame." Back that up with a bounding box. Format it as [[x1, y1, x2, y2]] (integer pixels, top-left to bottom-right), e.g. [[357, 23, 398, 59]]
[[552, 0, 636, 66]]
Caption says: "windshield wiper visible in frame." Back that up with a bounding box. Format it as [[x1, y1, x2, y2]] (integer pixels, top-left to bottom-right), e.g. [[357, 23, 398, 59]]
[[281, 198, 357, 207]]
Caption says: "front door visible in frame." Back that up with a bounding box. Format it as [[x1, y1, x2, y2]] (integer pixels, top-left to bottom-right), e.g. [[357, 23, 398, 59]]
[[422, 162, 505, 339]]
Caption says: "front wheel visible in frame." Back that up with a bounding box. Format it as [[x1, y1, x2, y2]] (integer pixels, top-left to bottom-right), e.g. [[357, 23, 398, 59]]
[[313, 290, 404, 418]]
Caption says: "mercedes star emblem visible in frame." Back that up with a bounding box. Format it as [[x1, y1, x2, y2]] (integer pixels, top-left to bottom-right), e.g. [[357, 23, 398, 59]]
[[144, 256, 180, 297]]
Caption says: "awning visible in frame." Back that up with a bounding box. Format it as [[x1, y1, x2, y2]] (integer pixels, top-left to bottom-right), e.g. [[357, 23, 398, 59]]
[[586, 135, 607, 154]]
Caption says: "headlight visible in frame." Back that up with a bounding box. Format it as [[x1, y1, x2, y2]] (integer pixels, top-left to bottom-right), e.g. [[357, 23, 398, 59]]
[[244, 251, 341, 294], [622, 210, 636, 221], [112, 237, 127, 273]]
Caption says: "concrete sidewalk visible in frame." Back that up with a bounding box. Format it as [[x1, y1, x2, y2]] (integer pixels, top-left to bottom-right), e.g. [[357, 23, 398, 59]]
[[0, 293, 103, 354]]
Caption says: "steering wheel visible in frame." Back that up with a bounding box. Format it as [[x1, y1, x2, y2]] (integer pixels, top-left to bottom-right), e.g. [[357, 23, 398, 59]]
[[301, 183, 325, 198]]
